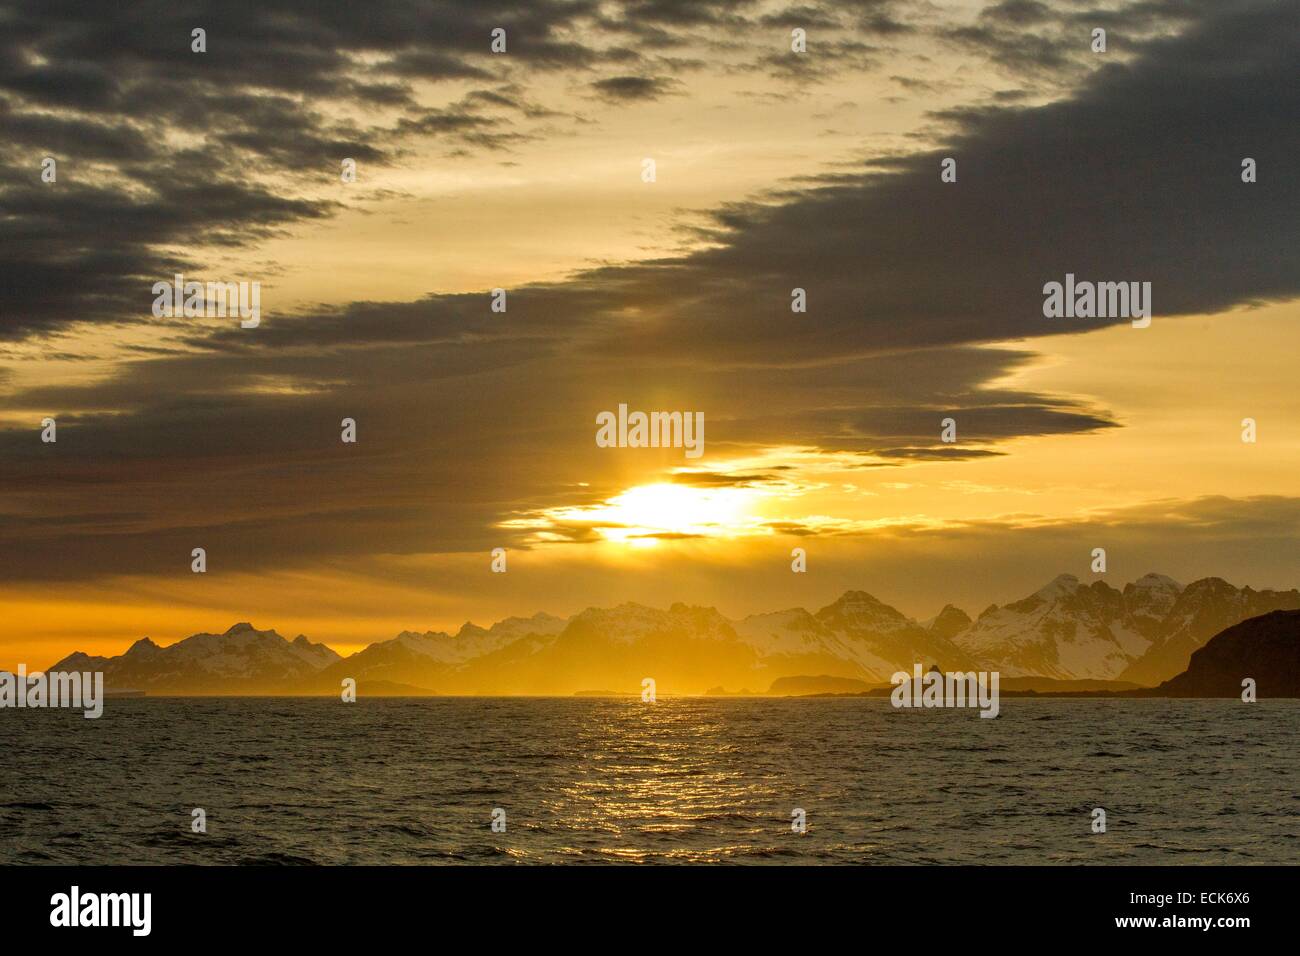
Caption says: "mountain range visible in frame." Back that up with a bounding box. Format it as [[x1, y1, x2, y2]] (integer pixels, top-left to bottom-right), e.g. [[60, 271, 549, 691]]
[[43, 572, 1300, 695], [49, 623, 342, 695]]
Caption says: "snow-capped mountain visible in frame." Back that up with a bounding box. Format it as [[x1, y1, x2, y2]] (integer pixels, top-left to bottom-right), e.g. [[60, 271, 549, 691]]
[[733, 592, 980, 684], [47, 623, 341, 694], [313, 612, 566, 691], [1121, 573, 1184, 637], [952, 574, 1150, 680], [951, 573, 1300, 682], [1119, 577, 1300, 685], [391, 613, 566, 666]]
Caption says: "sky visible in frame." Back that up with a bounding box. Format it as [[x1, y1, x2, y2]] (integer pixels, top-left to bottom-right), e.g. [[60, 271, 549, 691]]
[[0, 0, 1296, 666]]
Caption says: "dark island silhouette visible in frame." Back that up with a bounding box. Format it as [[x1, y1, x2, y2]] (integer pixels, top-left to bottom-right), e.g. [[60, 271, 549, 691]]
[[1140, 609, 1300, 698]]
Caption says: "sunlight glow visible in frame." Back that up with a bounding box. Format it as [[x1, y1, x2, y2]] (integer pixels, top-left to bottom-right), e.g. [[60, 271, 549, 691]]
[[547, 481, 767, 545]]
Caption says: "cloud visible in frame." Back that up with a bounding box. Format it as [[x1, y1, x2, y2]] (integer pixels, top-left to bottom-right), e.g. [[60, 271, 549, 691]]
[[0, 161, 337, 338], [0, 0, 625, 339], [0, 0, 1294, 585], [590, 75, 682, 102]]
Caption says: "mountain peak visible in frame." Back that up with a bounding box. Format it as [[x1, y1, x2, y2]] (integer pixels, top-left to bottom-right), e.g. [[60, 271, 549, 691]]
[[1124, 573, 1183, 623], [1134, 572, 1183, 591], [928, 604, 973, 640], [834, 589, 883, 603], [47, 649, 112, 671], [815, 590, 913, 634], [1181, 576, 1234, 595], [221, 622, 287, 641], [822, 590, 898, 615], [124, 636, 159, 656], [1034, 573, 1081, 599]]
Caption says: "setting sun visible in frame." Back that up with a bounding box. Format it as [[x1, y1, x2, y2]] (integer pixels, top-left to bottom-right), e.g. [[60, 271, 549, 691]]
[[541, 481, 767, 546]]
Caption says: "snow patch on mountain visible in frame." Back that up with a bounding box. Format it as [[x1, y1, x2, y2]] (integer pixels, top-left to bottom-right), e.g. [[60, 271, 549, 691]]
[[953, 575, 1153, 679]]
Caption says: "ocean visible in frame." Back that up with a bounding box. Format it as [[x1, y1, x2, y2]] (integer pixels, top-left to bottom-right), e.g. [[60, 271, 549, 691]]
[[1, 697, 1296, 864]]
